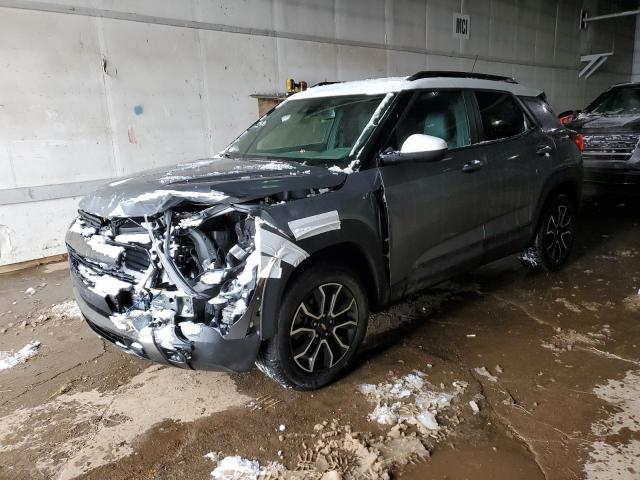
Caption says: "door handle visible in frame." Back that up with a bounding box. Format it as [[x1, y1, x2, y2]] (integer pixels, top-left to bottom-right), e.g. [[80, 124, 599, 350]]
[[462, 159, 484, 173], [536, 144, 553, 156]]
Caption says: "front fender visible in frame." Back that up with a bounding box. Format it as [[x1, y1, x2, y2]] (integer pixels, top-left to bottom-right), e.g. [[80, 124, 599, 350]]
[[255, 171, 388, 340]]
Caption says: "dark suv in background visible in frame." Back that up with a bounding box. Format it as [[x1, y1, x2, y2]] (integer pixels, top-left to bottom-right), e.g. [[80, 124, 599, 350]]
[[67, 72, 583, 389], [561, 82, 640, 191]]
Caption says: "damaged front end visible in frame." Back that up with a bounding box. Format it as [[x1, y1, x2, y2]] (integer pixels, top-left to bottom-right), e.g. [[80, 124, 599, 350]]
[[66, 204, 282, 372]]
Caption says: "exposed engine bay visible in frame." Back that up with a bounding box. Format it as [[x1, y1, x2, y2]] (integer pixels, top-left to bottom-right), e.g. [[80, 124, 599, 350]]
[[65, 187, 322, 370]]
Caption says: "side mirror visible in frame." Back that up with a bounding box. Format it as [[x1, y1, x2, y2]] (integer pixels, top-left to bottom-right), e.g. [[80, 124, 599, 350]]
[[380, 134, 448, 164]]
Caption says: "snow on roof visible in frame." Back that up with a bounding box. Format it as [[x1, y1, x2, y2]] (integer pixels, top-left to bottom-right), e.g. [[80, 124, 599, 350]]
[[289, 74, 542, 100]]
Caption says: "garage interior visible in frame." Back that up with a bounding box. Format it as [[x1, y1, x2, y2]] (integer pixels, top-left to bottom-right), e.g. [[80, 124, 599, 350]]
[[1, 0, 640, 479]]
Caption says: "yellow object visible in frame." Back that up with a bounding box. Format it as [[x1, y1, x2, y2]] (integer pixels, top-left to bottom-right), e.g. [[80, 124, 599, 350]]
[[285, 78, 308, 95]]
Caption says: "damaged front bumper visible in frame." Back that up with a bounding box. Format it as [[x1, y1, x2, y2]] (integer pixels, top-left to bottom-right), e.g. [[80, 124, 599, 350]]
[[71, 279, 261, 372], [66, 209, 268, 372]]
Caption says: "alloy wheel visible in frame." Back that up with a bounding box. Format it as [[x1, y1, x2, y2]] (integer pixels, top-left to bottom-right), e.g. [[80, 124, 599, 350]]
[[545, 204, 573, 264], [289, 283, 359, 373]]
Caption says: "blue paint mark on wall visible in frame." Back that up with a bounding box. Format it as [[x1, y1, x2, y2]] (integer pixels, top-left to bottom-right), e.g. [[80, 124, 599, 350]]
[[133, 104, 144, 115]]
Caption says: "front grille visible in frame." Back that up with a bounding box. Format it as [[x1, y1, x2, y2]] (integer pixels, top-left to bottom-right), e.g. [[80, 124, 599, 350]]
[[76, 210, 151, 274], [583, 134, 639, 161], [122, 245, 151, 271], [79, 210, 104, 229], [69, 247, 137, 283]]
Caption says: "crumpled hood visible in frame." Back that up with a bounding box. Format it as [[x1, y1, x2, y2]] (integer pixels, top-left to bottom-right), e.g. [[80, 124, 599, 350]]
[[79, 157, 346, 218], [569, 114, 640, 134]]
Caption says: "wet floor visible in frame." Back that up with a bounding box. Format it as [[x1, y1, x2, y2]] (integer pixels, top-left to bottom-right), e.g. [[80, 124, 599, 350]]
[[0, 193, 639, 480]]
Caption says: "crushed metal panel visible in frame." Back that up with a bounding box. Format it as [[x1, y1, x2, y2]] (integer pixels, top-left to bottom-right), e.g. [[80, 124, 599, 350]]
[[288, 211, 341, 240]]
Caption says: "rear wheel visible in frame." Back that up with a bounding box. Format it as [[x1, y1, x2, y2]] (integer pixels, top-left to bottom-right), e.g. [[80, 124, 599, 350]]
[[256, 263, 368, 390], [520, 193, 576, 271]]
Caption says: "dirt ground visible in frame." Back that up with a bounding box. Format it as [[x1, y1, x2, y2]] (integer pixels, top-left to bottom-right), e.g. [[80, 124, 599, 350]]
[[1, 193, 639, 480]]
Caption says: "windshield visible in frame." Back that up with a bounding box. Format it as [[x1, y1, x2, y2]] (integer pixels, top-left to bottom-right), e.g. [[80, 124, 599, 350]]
[[585, 86, 640, 115], [224, 94, 390, 166]]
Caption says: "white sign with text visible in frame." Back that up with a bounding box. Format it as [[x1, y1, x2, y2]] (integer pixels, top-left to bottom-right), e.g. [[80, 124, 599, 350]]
[[453, 13, 470, 39]]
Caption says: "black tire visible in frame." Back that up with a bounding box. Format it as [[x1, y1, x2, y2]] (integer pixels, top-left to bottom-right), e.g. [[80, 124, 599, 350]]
[[519, 193, 576, 271], [256, 263, 369, 390]]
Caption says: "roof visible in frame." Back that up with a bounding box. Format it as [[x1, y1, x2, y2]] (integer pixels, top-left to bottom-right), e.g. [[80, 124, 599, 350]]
[[290, 72, 542, 100]]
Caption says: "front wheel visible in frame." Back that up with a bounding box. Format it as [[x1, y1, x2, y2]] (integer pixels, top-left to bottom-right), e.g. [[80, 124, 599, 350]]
[[256, 263, 368, 390], [519, 193, 576, 271]]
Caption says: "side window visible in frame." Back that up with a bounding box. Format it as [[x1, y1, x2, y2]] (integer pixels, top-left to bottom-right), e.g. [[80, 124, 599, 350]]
[[387, 90, 471, 151], [475, 91, 528, 141]]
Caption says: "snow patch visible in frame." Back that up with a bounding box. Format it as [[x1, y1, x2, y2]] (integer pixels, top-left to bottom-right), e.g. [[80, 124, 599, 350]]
[[201, 270, 227, 285], [253, 161, 294, 171], [49, 300, 81, 320], [113, 233, 151, 245], [77, 264, 131, 296], [473, 366, 498, 382], [86, 235, 125, 260], [69, 218, 97, 237], [207, 455, 284, 480], [328, 164, 354, 174], [359, 371, 462, 434], [585, 370, 640, 479], [0, 341, 41, 371], [178, 321, 202, 337], [623, 292, 640, 313]]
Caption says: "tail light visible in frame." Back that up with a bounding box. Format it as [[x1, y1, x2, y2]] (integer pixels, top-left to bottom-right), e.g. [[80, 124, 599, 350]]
[[570, 132, 584, 152]]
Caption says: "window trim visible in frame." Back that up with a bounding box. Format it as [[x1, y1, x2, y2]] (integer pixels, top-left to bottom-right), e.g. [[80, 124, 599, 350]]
[[518, 94, 565, 134], [471, 89, 537, 145], [375, 88, 480, 162]]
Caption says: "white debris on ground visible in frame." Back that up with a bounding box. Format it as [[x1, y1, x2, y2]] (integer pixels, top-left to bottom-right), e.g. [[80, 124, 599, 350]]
[[207, 419, 428, 480], [207, 454, 285, 480], [555, 297, 583, 314], [207, 372, 464, 480], [0, 341, 41, 371], [469, 400, 480, 414], [623, 290, 640, 313], [358, 371, 465, 435], [584, 370, 640, 480], [24, 287, 36, 296], [1, 301, 82, 334], [473, 366, 498, 383], [48, 300, 82, 320], [542, 325, 611, 353]]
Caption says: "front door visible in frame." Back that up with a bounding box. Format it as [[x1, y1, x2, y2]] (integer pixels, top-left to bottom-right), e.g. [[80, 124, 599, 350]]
[[378, 90, 490, 293]]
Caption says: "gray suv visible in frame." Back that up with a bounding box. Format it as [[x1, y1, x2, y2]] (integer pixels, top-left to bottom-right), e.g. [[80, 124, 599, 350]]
[[66, 71, 583, 389]]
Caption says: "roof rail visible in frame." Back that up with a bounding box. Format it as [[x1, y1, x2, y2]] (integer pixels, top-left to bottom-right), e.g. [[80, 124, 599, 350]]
[[312, 81, 343, 87], [407, 71, 518, 84]]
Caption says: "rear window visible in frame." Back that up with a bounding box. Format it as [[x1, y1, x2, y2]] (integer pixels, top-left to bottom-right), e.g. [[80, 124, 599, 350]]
[[520, 96, 562, 131], [475, 91, 527, 141]]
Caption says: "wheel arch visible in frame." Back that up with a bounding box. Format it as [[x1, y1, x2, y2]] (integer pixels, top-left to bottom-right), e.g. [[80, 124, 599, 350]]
[[530, 169, 582, 243], [258, 238, 388, 340]]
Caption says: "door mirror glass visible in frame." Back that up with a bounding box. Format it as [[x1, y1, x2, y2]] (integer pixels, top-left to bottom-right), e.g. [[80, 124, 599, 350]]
[[381, 134, 448, 163]]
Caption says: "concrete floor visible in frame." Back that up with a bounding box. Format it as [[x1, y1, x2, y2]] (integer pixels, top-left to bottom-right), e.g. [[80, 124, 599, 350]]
[[0, 194, 639, 480]]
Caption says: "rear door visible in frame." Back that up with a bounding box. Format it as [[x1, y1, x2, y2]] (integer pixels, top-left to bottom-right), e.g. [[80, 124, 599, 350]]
[[472, 90, 546, 250], [378, 89, 490, 292], [519, 94, 577, 196]]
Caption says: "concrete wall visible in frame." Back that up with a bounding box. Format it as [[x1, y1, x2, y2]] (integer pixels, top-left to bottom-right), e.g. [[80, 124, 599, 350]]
[[0, 0, 636, 266], [633, 13, 640, 82]]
